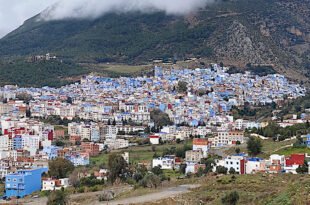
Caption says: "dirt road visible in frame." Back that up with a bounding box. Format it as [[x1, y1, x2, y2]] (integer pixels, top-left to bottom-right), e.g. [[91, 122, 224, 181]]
[[98, 184, 200, 205]]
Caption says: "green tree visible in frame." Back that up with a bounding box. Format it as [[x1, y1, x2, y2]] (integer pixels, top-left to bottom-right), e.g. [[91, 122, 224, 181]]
[[201, 158, 216, 173], [139, 173, 161, 188], [229, 167, 236, 175], [133, 166, 148, 182], [153, 152, 159, 158], [108, 153, 129, 183], [247, 137, 262, 156], [66, 97, 72, 104], [54, 139, 65, 147], [177, 81, 188, 93], [221, 190, 239, 205], [296, 160, 309, 174], [48, 158, 74, 179], [150, 109, 173, 127], [47, 190, 67, 205], [216, 166, 228, 174], [179, 163, 187, 174], [195, 168, 204, 177], [26, 109, 31, 117], [152, 165, 163, 176], [235, 147, 241, 154]]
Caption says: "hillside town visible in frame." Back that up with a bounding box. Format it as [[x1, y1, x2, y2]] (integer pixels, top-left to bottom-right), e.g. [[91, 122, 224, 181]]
[[0, 64, 308, 201]]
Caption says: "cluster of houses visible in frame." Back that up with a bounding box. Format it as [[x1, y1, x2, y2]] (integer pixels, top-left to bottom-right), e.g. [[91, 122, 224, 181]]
[[28, 53, 57, 62], [0, 64, 305, 127], [152, 136, 310, 175], [0, 64, 307, 199]]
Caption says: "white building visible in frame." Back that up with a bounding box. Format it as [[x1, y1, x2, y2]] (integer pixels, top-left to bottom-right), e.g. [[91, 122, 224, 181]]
[[152, 156, 174, 170], [0, 135, 9, 151], [150, 136, 159, 145], [42, 179, 56, 191], [193, 138, 210, 158], [223, 155, 245, 174], [22, 135, 40, 150]]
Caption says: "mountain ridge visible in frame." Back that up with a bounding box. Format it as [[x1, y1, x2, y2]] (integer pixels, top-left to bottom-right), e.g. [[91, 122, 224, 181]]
[[0, 0, 309, 86]]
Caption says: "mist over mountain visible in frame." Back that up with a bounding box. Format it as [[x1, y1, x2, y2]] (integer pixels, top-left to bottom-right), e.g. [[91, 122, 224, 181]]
[[40, 0, 215, 20], [0, 0, 309, 87]]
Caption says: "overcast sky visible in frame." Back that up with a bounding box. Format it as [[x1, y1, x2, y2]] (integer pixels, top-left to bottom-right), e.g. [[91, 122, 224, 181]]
[[0, 0, 57, 38], [0, 0, 213, 38]]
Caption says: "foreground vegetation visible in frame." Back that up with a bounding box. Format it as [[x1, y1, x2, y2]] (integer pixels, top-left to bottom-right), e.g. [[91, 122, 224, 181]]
[[144, 173, 310, 205]]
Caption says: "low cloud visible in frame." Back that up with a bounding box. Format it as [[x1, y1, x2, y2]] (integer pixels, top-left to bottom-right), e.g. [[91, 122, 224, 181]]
[[41, 0, 214, 20]]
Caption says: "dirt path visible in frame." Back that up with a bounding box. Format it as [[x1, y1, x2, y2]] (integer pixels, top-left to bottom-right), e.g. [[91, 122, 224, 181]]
[[97, 184, 200, 205], [1, 186, 132, 205]]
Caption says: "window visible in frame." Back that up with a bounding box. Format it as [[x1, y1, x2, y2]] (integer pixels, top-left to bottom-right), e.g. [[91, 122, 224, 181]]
[[7, 178, 11, 182], [19, 179, 23, 182], [13, 179, 17, 182]]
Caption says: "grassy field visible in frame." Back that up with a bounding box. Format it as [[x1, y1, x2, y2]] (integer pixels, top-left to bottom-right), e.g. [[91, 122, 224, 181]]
[[90, 140, 193, 166], [142, 174, 310, 205], [274, 147, 310, 157], [225, 138, 296, 158], [103, 65, 146, 73], [81, 63, 153, 76]]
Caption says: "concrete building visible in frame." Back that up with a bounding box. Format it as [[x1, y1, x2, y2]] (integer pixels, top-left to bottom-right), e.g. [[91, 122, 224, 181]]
[[152, 156, 175, 170], [185, 162, 206, 174], [193, 138, 210, 157], [185, 150, 203, 163], [150, 136, 159, 145], [5, 168, 48, 198], [224, 155, 245, 174]]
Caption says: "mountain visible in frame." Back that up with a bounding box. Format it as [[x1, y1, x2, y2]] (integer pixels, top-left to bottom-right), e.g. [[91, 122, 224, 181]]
[[0, 0, 309, 87]]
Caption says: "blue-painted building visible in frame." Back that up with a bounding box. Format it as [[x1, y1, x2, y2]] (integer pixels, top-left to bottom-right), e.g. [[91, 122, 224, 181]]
[[5, 168, 48, 198], [13, 136, 23, 150], [65, 153, 89, 166], [39, 146, 62, 160], [91, 127, 100, 142], [306, 134, 310, 148]]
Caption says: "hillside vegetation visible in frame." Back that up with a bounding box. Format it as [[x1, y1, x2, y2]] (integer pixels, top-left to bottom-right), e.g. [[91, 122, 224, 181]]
[[0, 0, 309, 86]]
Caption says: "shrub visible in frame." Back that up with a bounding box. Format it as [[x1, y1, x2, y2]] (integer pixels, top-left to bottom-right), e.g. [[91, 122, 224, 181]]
[[216, 166, 228, 174], [47, 190, 67, 205], [77, 186, 85, 193], [221, 190, 239, 205], [229, 167, 236, 175], [98, 191, 114, 201]]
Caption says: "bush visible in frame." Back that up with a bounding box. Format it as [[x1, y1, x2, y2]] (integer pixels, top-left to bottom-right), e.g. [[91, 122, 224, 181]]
[[179, 164, 187, 174], [216, 166, 228, 174], [152, 166, 163, 176], [229, 167, 236, 175], [77, 186, 85, 193], [139, 174, 161, 188], [47, 190, 67, 205], [195, 168, 204, 177], [90, 185, 101, 192], [221, 190, 239, 205], [98, 191, 114, 201]]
